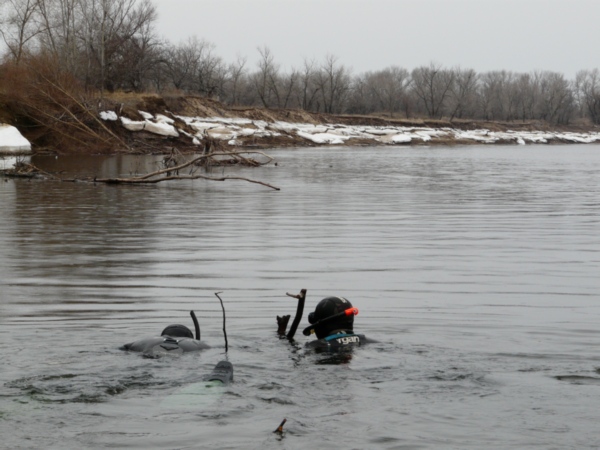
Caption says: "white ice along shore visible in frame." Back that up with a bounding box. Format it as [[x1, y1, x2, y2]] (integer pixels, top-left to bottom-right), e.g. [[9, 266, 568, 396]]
[[0, 124, 32, 170], [0, 124, 32, 155], [100, 110, 600, 147]]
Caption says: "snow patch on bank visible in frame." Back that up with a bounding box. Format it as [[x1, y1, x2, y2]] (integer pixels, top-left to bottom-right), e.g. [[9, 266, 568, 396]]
[[100, 111, 600, 147], [0, 124, 32, 155]]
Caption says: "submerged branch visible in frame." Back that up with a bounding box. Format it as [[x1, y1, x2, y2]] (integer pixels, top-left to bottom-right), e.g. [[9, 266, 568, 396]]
[[92, 173, 281, 190], [1, 162, 59, 179], [83, 150, 279, 190]]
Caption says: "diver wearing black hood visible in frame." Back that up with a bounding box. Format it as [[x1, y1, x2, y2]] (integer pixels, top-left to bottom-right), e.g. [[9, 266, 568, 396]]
[[121, 312, 210, 357], [303, 296, 367, 352], [121, 310, 233, 384]]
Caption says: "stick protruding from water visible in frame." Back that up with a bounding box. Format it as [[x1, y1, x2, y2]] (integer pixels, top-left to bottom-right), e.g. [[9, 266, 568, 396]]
[[274, 418, 287, 434], [214, 292, 228, 353], [285, 289, 306, 340]]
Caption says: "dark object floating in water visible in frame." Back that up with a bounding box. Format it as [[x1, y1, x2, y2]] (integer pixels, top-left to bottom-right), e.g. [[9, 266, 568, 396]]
[[555, 375, 600, 385], [121, 310, 209, 357], [206, 360, 234, 384], [274, 418, 287, 434]]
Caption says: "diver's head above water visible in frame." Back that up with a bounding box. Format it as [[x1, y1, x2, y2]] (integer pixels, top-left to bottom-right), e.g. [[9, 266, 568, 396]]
[[161, 324, 194, 339], [308, 296, 354, 339]]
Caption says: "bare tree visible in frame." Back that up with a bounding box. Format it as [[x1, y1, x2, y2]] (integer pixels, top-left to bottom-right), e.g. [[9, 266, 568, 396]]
[[279, 68, 298, 109], [575, 69, 600, 124], [145, 41, 169, 92], [226, 54, 247, 105], [252, 46, 280, 108], [344, 73, 370, 114], [478, 71, 518, 121], [70, 0, 157, 94], [448, 67, 478, 120], [294, 57, 320, 111], [189, 38, 225, 97], [115, 19, 159, 91], [536, 71, 574, 124], [315, 54, 351, 114], [514, 72, 537, 121], [164, 37, 201, 91], [0, 0, 40, 63], [411, 62, 454, 119], [364, 66, 411, 117]]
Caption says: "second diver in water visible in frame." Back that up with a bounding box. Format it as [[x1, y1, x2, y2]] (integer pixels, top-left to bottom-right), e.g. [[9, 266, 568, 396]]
[[302, 296, 368, 352]]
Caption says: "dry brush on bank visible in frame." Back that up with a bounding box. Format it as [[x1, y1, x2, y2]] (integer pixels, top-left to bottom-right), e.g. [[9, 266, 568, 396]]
[[0, 57, 128, 153]]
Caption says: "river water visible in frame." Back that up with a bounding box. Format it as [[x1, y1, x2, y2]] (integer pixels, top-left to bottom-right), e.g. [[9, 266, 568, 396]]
[[1, 145, 599, 449]]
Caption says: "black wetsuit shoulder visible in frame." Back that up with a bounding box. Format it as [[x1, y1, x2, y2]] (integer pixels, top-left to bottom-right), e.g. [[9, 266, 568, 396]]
[[306, 333, 367, 352], [121, 335, 209, 356]]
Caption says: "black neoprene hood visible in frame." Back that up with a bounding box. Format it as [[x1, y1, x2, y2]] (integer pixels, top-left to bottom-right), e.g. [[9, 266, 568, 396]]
[[161, 324, 194, 338], [309, 296, 354, 339]]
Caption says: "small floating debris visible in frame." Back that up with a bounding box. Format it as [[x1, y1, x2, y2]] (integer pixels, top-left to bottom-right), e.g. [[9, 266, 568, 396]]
[[273, 418, 287, 434], [555, 375, 600, 385]]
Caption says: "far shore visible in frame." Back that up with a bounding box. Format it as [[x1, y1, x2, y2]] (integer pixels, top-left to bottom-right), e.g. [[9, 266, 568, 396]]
[[2, 95, 600, 156]]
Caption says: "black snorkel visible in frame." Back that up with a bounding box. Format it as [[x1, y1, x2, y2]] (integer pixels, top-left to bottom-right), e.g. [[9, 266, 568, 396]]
[[190, 310, 201, 340], [302, 307, 358, 336]]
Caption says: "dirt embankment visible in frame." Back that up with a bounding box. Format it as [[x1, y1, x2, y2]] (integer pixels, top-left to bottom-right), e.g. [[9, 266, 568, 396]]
[[4, 92, 600, 154], [102, 94, 599, 153]]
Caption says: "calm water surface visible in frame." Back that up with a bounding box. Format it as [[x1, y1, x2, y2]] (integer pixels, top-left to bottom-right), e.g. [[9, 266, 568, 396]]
[[1, 145, 599, 449]]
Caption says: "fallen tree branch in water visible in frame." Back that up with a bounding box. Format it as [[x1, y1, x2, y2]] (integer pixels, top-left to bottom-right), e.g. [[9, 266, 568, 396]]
[[143, 150, 275, 178], [94, 173, 280, 190], [66, 150, 280, 190], [0, 162, 59, 180]]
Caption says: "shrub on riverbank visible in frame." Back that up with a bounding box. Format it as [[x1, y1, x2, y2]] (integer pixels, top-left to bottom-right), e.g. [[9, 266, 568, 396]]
[[0, 56, 128, 153]]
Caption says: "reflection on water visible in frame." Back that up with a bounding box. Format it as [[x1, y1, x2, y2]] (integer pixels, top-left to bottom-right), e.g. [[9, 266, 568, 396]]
[[1, 145, 600, 449]]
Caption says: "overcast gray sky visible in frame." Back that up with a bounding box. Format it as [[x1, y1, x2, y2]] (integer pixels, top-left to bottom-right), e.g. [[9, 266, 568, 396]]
[[153, 0, 599, 78]]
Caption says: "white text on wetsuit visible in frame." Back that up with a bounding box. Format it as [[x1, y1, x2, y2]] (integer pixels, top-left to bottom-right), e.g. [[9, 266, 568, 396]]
[[336, 336, 359, 345]]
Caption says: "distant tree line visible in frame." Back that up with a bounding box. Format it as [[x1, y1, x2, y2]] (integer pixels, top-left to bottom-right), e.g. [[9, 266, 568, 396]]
[[2, 0, 600, 125]]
